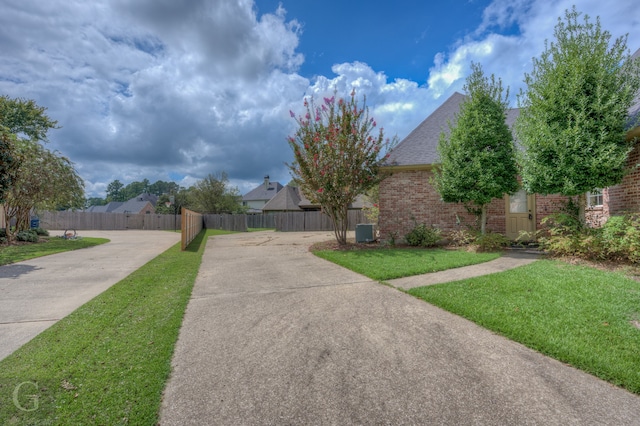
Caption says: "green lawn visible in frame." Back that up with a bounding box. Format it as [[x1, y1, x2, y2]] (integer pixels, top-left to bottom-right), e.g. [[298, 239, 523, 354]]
[[0, 237, 109, 265], [408, 260, 640, 394], [314, 247, 501, 280], [0, 229, 234, 425]]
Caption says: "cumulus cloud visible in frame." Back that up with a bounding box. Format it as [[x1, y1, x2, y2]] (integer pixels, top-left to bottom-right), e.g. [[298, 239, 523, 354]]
[[0, 0, 638, 197]]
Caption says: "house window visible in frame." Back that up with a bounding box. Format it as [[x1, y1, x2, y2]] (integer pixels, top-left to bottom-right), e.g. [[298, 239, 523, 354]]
[[587, 189, 603, 207]]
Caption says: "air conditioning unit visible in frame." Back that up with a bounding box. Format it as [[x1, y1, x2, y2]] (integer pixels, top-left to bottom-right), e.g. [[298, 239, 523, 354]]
[[355, 223, 376, 243]]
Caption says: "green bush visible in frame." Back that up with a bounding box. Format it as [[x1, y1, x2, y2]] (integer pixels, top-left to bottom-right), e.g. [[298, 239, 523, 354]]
[[473, 232, 510, 252], [601, 214, 640, 263], [16, 230, 38, 243], [405, 223, 441, 247], [33, 227, 49, 236], [538, 213, 640, 264], [448, 228, 477, 246]]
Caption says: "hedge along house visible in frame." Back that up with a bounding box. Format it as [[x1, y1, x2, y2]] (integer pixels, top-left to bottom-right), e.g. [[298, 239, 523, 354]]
[[378, 88, 640, 242]]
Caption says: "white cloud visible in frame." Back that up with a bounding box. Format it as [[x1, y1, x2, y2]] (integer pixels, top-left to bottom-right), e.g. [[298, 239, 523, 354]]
[[0, 0, 638, 198]]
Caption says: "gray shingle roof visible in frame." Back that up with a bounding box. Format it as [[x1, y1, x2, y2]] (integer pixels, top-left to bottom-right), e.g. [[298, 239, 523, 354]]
[[111, 200, 153, 214], [385, 91, 521, 167], [242, 182, 283, 202], [385, 92, 465, 167], [262, 185, 302, 211]]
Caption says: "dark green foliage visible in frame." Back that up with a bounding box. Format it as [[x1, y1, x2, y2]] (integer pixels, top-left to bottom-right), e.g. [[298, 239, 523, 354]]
[[474, 232, 510, 252], [404, 222, 442, 247], [435, 63, 519, 234], [517, 7, 640, 199], [16, 230, 38, 242], [33, 227, 49, 236], [538, 211, 640, 263]]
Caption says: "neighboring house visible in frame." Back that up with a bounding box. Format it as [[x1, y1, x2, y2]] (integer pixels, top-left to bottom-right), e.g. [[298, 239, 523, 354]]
[[242, 175, 283, 213], [262, 185, 319, 212], [263, 184, 370, 213], [379, 86, 640, 241], [86, 193, 156, 215]]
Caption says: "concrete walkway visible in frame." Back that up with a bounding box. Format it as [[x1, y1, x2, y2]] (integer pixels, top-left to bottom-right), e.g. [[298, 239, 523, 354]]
[[388, 249, 541, 290], [160, 231, 640, 425], [0, 230, 180, 361]]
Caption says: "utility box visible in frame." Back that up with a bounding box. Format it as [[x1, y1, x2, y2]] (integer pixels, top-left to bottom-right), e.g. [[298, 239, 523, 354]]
[[355, 223, 376, 243]]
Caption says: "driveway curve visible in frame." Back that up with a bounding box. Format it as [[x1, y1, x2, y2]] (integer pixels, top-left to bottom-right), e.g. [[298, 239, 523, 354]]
[[0, 230, 180, 361], [160, 231, 640, 425]]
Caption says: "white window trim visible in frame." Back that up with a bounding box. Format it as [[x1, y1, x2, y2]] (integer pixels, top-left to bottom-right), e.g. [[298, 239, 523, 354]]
[[586, 189, 603, 208]]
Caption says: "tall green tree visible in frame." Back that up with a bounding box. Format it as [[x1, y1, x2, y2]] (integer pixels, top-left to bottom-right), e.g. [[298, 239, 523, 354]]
[[0, 96, 59, 205], [0, 96, 83, 239], [5, 142, 84, 235], [106, 179, 125, 202], [516, 7, 640, 223], [188, 172, 243, 214], [0, 126, 19, 204], [434, 63, 519, 234], [287, 91, 394, 245]]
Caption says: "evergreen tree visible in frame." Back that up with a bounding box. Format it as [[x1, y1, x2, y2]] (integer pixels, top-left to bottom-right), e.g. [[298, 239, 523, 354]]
[[516, 7, 640, 223], [435, 63, 519, 234]]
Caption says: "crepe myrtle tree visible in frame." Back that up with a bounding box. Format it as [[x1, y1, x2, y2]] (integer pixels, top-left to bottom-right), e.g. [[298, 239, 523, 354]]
[[435, 63, 519, 234], [287, 91, 394, 245], [516, 7, 640, 224]]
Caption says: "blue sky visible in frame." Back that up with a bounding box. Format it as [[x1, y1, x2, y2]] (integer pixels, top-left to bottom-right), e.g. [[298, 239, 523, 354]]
[[0, 0, 638, 197], [255, 0, 495, 83]]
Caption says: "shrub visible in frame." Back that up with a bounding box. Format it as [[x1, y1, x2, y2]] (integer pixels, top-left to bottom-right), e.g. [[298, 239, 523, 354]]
[[538, 213, 640, 264], [448, 228, 477, 246], [601, 214, 640, 263], [16, 230, 38, 243], [33, 227, 49, 236], [472, 232, 510, 252], [405, 223, 441, 247]]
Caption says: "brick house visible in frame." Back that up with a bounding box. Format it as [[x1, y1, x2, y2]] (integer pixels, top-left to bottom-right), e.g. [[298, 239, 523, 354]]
[[379, 86, 640, 242]]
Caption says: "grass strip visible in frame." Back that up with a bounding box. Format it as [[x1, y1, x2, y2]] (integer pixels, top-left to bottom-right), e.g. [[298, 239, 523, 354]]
[[314, 247, 500, 281], [0, 237, 109, 266], [408, 260, 640, 394], [0, 229, 233, 425]]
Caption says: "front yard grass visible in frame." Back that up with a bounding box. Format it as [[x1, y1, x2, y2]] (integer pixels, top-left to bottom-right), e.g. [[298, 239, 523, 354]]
[[408, 260, 640, 395], [0, 237, 109, 265], [313, 247, 500, 280], [0, 229, 234, 425]]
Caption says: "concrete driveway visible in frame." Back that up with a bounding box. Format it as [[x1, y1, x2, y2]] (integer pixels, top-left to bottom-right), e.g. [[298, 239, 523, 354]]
[[160, 231, 640, 425], [0, 230, 180, 361]]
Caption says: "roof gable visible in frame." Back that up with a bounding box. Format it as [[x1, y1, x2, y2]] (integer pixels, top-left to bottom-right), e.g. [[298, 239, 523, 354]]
[[386, 92, 466, 167], [242, 181, 283, 201], [386, 92, 520, 167], [262, 185, 302, 211]]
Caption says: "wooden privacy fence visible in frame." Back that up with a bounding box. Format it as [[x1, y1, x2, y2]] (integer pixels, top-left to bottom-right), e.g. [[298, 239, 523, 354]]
[[181, 208, 203, 250], [246, 213, 277, 229], [273, 210, 366, 232], [203, 214, 248, 232], [38, 211, 181, 231], [36, 210, 368, 233]]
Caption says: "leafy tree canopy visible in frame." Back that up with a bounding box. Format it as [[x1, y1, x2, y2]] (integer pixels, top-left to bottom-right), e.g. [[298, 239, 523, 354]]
[[435, 63, 519, 233], [287, 90, 394, 245], [516, 7, 640, 202]]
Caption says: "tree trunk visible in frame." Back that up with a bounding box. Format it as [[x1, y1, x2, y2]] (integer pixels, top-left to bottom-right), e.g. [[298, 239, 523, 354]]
[[480, 204, 487, 235], [577, 193, 587, 227], [325, 204, 348, 245]]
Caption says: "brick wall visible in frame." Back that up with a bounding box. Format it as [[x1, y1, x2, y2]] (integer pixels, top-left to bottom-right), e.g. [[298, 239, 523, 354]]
[[378, 170, 506, 241], [379, 169, 569, 242], [605, 143, 640, 216]]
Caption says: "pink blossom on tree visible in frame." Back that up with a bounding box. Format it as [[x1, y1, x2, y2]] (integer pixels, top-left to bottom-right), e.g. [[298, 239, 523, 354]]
[[287, 91, 395, 245]]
